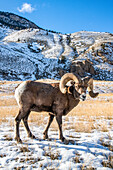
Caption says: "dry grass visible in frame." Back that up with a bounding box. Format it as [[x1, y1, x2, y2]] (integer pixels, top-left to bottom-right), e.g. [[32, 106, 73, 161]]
[[44, 149, 60, 160], [0, 96, 17, 106], [69, 100, 113, 117], [101, 154, 113, 168], [65, 122, 95, 133], [63, 117, 110, 133], [3, 135, 13, 141]]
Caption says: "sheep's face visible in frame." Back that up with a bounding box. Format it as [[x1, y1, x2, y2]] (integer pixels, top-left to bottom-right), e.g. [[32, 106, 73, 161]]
[[74, 83, 88, 101], [68, 79, 88, 101], [60, 73, 98, 100]]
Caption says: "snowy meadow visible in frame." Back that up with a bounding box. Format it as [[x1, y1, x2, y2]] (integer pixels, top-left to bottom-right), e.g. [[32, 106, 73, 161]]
[[0, 80, 113, 169]]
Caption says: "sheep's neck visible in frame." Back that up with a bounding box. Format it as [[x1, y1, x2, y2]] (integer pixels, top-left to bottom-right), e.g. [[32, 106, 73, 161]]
[[64, 93, 80, 115]]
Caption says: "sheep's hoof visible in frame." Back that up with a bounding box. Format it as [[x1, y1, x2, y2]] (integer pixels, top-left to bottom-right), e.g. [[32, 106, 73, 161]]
[[64, 138, 69, 145], [43, 134, 48, 140], [15, 137, 22, 144], [28, 134, 36, 139], [61, 137, 69, 145]]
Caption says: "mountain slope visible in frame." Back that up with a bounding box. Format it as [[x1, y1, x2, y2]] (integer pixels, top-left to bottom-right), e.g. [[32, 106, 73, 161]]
[[0, 11, 39, 30], [0, 11, 113, 81]]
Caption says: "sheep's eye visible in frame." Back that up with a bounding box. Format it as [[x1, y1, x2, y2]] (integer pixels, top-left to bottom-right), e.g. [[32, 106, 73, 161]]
[[75, 85, 79, 88], [78, 85, 81, 88], [78, 85, 84, 88]]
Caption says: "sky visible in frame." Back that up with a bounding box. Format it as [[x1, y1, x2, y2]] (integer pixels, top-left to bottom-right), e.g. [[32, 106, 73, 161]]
[[0, 0, 113, 34]]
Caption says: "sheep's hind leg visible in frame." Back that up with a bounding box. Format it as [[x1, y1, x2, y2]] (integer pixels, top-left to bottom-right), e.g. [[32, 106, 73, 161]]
[[15, 110, 23, 143], [43, 113, 54, 139], [15, 107, 33, 143], [22, 113, 36, 139]]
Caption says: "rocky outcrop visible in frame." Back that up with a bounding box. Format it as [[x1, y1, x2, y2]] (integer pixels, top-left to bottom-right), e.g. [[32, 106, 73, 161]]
[[70, 59, 96, 77]]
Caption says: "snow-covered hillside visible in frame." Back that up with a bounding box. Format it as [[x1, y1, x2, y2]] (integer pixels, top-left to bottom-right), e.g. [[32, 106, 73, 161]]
[[0, 11, 113, 81], [0, 28, 74, 80]]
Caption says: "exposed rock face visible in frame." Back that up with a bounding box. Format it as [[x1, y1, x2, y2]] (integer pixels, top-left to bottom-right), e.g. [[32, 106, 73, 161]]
[[70, 59, 95, 77]]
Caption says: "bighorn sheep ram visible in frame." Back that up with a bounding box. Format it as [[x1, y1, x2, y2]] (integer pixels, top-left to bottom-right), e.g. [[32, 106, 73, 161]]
[[15, 73, 99, 143]]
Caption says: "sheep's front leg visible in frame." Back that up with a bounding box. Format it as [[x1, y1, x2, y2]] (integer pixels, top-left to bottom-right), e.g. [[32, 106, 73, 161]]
[[56, 115, 69, 144], [56, 115, 64, 141], [43, 113, 54, 139]]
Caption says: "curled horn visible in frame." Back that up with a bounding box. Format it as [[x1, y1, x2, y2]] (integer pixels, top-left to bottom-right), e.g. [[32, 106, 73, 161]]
[[88, 78, 99, 98], [59, 73, 80, 94]]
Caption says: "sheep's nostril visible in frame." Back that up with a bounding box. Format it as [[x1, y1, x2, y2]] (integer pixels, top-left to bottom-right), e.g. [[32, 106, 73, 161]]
[[82, 95, 86, 99], [80, 94, 86, 101]]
